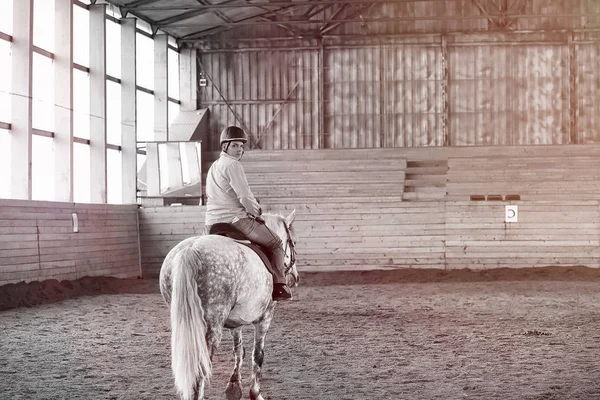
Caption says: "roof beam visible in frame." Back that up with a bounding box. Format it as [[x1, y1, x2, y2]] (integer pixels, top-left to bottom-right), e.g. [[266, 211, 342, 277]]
[[132, 0, 457, 11], [167, 12, 600, 29], [320, 3, 376, 35], [122, 0, 164, 9], [178, 4, 296, 40], [156, 0, 239, 26]]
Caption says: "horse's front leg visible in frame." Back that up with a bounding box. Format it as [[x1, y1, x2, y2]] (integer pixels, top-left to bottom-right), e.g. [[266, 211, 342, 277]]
[[225, 327, 244, 400], [249, 307, 275, 400]]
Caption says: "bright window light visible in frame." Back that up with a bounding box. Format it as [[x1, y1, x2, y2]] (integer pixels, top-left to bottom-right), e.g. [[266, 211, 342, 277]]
[[32, 53, 54, 132], [33, 0, 55, 53], [73, 69, 90, 139], [107, 80, 121, 145], [73, 142, 90, 203], [136, 19, 152, 35], [136, 33, 154, 90], [168, 100, 179, 127], [0, 129, 10, 198], [0, 39, 11, 124], [179, 142, 190, 185], [32, 135, 54, 201], [168, 48, 179, 100], [0, 0, 13, 36], [136, 90, 154, 142], [106, 19, 121, 79], [73, 4, 90, 67], [107, 148, 122, 204]]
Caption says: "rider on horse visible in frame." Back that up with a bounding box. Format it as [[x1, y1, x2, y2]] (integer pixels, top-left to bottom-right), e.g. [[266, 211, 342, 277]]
[[204, 126, 293, 301]]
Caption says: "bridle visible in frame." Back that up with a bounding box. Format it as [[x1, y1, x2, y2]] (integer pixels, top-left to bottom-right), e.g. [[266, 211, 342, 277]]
[[282, 222, 297, 274]]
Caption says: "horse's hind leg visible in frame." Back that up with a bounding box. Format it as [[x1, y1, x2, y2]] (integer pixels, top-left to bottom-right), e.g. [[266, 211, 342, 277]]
[[225, 327, 244, 400], [249, 308, 275, 400], [193, 378, 205, 400]]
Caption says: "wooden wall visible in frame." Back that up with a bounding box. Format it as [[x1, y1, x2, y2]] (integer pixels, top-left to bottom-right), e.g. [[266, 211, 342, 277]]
[[0, 200, 141, 286], [139, 145, 600, 276], [138, 206, 206, 278], [446, 200, 600, 270]]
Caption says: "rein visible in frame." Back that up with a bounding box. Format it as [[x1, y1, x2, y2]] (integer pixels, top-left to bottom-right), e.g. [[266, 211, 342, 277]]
[[282, 222, 296, 274]]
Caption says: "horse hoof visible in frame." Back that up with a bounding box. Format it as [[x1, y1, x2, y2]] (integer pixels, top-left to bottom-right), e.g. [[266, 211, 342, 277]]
[[250, 390, 264, 400], [225, 380, 242, 400]]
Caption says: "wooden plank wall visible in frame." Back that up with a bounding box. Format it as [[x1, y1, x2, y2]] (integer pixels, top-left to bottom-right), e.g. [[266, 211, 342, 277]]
[[446, 201, 600, 270], [140, 145, 600, 276], [0, 200, 140, 286], [138, 206, 206, 278], [447, 156, 600, 201]]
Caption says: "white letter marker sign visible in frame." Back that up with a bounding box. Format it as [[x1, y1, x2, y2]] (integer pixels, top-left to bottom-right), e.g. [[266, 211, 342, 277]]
[[505, 205, 518, 223]]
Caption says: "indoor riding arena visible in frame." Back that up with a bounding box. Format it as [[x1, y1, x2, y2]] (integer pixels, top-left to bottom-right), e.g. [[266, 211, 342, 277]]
[[2, 1, 600, 399]]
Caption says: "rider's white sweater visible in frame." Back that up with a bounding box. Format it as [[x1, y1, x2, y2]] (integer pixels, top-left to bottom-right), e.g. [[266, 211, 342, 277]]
[[204, 152, 261, 227]]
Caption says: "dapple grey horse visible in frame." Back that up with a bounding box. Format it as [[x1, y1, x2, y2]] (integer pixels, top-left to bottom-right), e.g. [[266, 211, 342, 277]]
[[159, 211, 299, 400]]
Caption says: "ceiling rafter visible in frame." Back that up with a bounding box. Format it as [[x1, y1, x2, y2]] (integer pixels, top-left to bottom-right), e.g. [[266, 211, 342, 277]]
[[321, 3, 376, 35], [129, 0, 449, 12], [166, 12, 600, 29], [155, 0, 238, 26], [319, 3, 351, 34], [179, 4, 297, 41]]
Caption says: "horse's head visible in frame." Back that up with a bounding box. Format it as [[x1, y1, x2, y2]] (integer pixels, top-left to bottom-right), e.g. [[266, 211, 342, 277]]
[[263, 210, 299, 287]]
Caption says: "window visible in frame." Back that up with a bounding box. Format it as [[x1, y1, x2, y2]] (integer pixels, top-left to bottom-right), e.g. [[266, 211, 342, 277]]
[[107, 80, 121, 145], [106, 19, 121, 79], [73, 142, 90, 203], [136, 33, 154, 90], [0, 0, 13, 35], [73, 4, 90, 67], [136, 89, 154, 142], [73, 69, 90, 139], [0, 129, 10, 198], [136, 18, 152, 35], [33, 0, 55, 53], [168, 100, 179, 127], [107, 148, 121, 204], [0, 39, 11, 123], [32, 135, 54, 201], [32, 53, 54, 132]]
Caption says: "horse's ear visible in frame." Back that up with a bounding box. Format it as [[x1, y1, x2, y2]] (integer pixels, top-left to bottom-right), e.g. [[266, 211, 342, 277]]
[[285, 209, 296, 226]]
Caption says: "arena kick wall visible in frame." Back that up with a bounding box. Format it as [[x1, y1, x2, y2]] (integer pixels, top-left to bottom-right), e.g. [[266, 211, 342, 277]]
[[0, 200, 141, 286], [139, 144, 600, 277]]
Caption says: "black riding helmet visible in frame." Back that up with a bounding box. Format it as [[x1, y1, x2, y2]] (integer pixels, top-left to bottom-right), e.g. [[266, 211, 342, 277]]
[[220, 126, 248, 151]]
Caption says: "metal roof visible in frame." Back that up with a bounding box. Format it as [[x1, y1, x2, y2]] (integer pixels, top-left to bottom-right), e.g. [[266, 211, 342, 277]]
[[105, 1, 600, 47]]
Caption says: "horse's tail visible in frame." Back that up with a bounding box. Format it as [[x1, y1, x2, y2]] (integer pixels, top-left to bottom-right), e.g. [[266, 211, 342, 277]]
[[170, 248, 212, 400]]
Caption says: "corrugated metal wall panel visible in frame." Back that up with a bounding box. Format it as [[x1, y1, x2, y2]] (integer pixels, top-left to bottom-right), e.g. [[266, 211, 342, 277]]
[[576, 43, 600, 144], [197, 35, 597, 149], [449, 44, 570, 146], [199, 49, 320, 150], [325, 45, 443, 149]]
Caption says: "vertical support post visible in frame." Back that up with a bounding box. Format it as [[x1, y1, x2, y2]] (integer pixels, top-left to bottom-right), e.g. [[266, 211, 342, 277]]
[[568, 32, 578, 144], [318, 38, 324, 149], [154, 34, 168, 141], [121, 18, 137, 204], [54, 0, 74, 202], [441, 35, 450, 147], [89, 4, 107, 203], [11, 0, 34, 200], [146, 142, 160, 196], [179, 47, 197, 111]]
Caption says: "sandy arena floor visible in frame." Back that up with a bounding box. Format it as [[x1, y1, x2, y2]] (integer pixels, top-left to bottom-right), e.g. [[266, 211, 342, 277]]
[[2, 267, 600, 400]]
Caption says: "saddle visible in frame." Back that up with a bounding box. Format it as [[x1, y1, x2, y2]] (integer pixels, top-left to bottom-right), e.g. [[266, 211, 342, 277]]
[[209, 223, 273, 272]]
